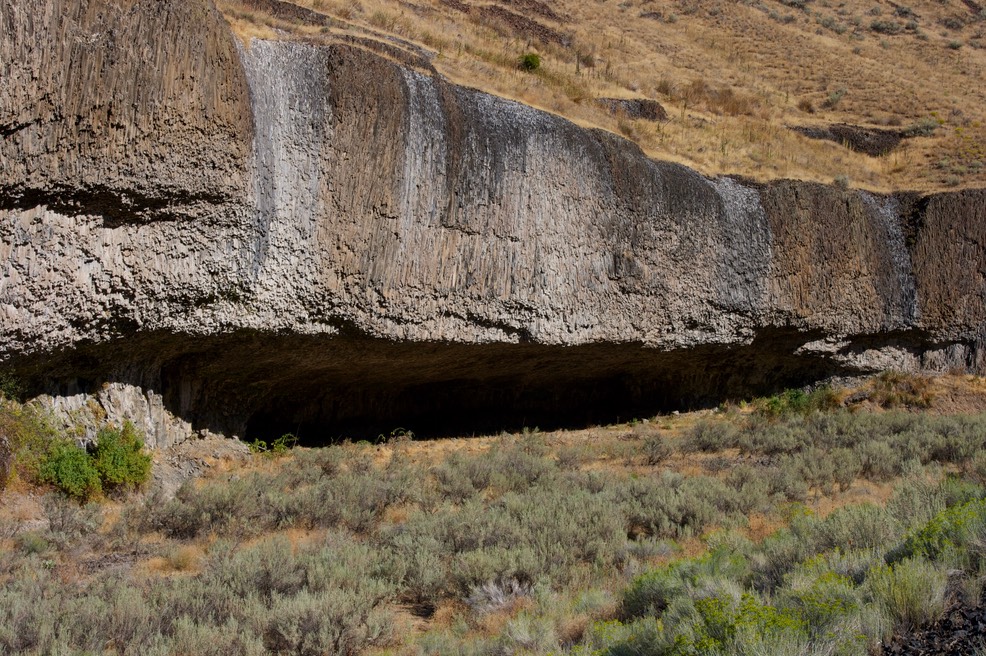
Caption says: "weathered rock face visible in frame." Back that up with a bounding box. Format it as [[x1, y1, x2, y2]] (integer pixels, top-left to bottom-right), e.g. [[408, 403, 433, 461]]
[[2, 0, 984, 446], [1, 0, 253, 220]]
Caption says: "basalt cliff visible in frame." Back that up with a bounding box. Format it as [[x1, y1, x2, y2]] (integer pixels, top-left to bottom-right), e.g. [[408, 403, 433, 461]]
[[2, 0, 984, 446]]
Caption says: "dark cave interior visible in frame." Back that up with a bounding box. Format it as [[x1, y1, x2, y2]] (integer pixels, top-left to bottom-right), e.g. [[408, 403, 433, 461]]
[[13, 328, 857, 444]]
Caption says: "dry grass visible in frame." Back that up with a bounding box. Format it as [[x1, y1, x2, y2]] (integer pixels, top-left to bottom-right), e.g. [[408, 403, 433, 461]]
[[216, 0, 986, 192], [144, 543, 205, 575]]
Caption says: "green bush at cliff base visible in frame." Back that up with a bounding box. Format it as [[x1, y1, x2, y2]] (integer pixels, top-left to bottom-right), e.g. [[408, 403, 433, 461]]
[[39, 440, 102, 501], [93, 421, 152, 492], [38, 421, 151, 501], [756, 387, 842, 418], [0, 399, 62, 488], [248, 433, 299, 457]]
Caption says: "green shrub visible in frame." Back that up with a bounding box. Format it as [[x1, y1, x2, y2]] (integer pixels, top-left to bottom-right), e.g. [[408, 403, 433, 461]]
[[681, 419, 740, 452], [780, 569, 861, 635], [248, 432, 298, 456], [518, 52, 541, 71], [867, 557, 948, 632], [870, 19, 903, 34], [614, 578, 821, 654], [93, 422, 151, 492], [642, 434, 673, 465], [622, 548, 751, 620], [15, 531, 50, 555], [903, 117, 940, 137], [0, 372, 22, 400], [755, 387, 841, 419], [0, 400, 62, 485], [687, 593, 807, 653], [889, 497, 986, 564], [38, 440, 101, 501], [19, 415, 150, 501]]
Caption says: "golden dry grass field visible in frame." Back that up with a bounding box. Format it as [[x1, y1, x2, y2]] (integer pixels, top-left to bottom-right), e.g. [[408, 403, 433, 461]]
[[219, 0, 986, 192]]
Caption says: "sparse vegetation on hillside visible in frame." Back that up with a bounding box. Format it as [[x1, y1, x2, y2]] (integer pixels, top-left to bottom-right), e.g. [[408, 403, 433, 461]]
[[218, 0, 986, 192], [518, 52, 541, 71], [4, 376, 986, 653]]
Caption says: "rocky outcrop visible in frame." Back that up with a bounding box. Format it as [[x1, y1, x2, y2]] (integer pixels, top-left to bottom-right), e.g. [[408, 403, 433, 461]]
[[597, 98, 668, 122], [884, 597, 986, 655], [790, 123, 905, 157], [0, 0, 253, 221], [1, 0, 984, 445]]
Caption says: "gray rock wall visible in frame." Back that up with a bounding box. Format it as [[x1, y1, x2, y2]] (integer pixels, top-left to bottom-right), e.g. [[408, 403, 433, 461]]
[[1, 0, 984, 445]]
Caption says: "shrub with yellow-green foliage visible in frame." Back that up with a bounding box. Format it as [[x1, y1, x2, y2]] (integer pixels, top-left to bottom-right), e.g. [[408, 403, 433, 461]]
[[867, 557, 949, 634], [581, 478, 986, 656], [92, 422, 152, 493], [38, 440, 102, 501], [0, 398, 61, 489], [889, 496, 986, 565], [0, 393, 151, 499], [36, 421, 151, 501], [754, 386, 843, 419]]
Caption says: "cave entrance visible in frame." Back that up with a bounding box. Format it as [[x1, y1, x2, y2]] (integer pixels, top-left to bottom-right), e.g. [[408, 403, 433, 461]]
[[241, 372, 689, 446], [224, 330, 842, 446], [16, 328, 847, 447]]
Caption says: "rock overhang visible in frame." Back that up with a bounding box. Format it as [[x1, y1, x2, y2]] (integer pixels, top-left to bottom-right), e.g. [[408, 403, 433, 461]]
[[1, 0, 984, 445]]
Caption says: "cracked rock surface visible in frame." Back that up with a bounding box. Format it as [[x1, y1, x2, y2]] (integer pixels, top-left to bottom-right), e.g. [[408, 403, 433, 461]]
[[2, 0, 985, 445]]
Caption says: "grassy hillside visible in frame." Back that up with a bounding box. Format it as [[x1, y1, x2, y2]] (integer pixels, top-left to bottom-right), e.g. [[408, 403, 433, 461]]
[[220, 0, 986, 192], [5, 375, 986, 653]]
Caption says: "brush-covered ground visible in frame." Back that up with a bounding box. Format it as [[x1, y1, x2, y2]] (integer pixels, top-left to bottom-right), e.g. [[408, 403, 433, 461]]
[[219, 0, 986, 192], [5, 374, 986, 654]]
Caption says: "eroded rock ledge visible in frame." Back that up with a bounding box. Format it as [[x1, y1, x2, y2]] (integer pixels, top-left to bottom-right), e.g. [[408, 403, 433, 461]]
[[1, 0, 984, 446]]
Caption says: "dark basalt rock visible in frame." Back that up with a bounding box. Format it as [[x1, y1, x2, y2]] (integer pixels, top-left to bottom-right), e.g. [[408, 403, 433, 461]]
[[239, 0, 332, 26], [791, 123, 905, 156], [884, 600, 986, 656], [478, 4, 570, 45], [1, 0, 984, 447], [598, 98, 669, 121]]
